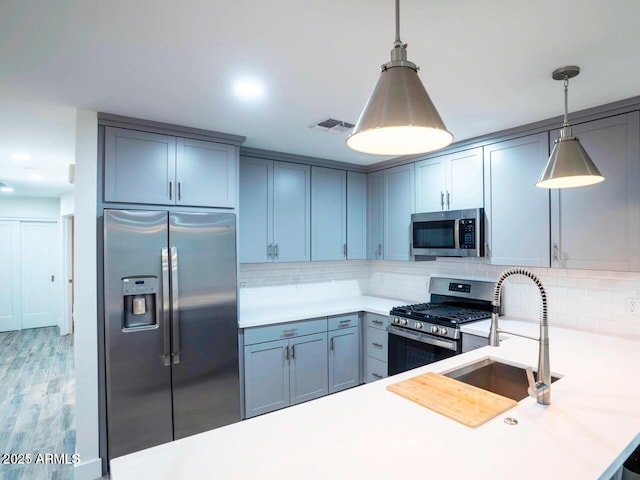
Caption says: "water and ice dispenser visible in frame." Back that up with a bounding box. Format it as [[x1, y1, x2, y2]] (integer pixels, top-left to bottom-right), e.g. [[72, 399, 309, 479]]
[[122, 277, 158, 329]]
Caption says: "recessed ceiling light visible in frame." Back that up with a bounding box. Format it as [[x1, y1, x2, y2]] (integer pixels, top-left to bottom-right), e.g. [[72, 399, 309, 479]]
[[233, 80, 265, 100], [12, 153, 31, 161]]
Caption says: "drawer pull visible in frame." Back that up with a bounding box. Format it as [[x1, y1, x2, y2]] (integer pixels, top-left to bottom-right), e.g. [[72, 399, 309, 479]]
[[372, 320, 384, 325], [338, 320, 351, 326], [282, 328, 297, 337], [371, 342, 383, 348], [372, 373, 383, 379]]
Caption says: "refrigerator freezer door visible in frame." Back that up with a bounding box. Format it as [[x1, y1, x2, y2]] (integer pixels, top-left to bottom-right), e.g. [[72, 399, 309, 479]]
[[104, 210, 173, 458], [169, 212, 240, 439]]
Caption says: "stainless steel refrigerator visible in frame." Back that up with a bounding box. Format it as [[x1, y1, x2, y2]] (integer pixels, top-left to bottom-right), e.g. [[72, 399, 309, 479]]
[[103, 209, 240, 459]]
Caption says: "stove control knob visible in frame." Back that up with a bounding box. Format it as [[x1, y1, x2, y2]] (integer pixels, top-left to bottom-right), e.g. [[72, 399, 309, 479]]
[[430, 325, 439, 334], [393, 317, 400, 324], [414, 322, 423, 330], [400, 318, 408, 326], [439, 327, 448, 336]]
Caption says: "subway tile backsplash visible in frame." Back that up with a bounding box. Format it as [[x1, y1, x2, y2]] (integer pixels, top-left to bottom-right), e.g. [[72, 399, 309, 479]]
[[239, 258, 640, 341]]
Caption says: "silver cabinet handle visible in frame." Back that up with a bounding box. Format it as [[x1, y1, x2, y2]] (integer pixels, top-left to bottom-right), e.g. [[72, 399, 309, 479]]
[[372, 342, 383, 348], [282, 328, 297, 337], [169, 181, 173, 200], [161, 247, 171, 366], [284, 345, 289, 361], [170, 246, 180, 364], [177, 181, 182, 201], [267, 243, 273, 259], [440, 191, 444, 210], [343, 243, 347, 258], [330, 337, 334, 352], [372, 373, 383, 379], [377, 243, 382, 258], [274, 243, 279, 259], [446, 190, 450, 210], [553, 242, 559, 262], [291, 344, 295, 359], [372, 320, 384, 326]]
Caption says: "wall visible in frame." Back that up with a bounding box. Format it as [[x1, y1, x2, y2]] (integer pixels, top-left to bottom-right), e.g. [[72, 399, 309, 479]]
[[0, 195, 60, 219], [60, 191, 74, 216], [239, 260, 370, 288], [366, 259, 640, 340], [73, 110, 101, 480]]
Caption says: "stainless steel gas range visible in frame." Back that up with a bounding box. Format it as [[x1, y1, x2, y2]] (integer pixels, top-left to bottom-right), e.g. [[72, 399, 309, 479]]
[[388, 277, 496, 375]]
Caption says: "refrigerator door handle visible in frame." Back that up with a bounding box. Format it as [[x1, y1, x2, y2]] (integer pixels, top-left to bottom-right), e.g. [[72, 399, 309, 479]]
[[170, 246, 181, 364], [161, 248, 171, 366]]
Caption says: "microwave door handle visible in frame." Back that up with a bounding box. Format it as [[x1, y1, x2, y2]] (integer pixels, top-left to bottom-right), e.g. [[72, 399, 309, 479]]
[[454, 219, 461, 249]]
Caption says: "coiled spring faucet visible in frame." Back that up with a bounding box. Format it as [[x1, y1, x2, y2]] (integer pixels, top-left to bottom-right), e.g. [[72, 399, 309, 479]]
[[489, 267, 551, 405]]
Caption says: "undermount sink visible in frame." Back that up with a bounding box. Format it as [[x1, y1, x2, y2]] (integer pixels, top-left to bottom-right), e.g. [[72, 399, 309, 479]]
[[442, 357, 561, 402]]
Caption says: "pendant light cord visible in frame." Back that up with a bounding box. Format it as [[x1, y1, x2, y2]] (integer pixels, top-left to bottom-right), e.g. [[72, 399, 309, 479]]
[[394, 0, 402, 47], [563, 77, 570, 128]]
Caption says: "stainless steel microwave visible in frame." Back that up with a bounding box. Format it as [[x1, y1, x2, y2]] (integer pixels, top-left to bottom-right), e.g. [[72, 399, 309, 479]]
[[411, 208, 485, 258]]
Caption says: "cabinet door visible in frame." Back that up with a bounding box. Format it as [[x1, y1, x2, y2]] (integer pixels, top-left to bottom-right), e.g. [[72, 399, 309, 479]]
[[176, 138, 237, 208], [415, 156, 446, 212], [328, 327, 360, 394], [289, 333, 328, 405], [484, 133, 550, 267], [239, 157, 273, 263], [311, 167, 347, 261], [104, 127, 175, 205], [273, 161, 311, 262], [367, 172, 384, 259], [447, 147, 484, 210], [551, 113, 640, 271], [347, 171, 367, 260], [384, 163, 415, 261], [244, 339, 290, 418]]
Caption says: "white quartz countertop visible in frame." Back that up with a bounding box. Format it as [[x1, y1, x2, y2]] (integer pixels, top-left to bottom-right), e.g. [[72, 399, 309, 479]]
[[111, 319, 640, 480], [239, 294, 404, 328]]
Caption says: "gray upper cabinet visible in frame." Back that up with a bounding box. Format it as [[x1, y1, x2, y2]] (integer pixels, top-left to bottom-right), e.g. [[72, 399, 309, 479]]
[[384, 163, 415, 261], [484, 133, 550, 267], [311, 167, 347, 261], [415, 147, 483, 212], [239, 157, 310, 263], [104, 127, 176, 205], [104, 127, 237, 208], [550, 112, 640, 271], [346, 171, 367, 260], [367, 171, 384, 260], [175, 138, 236, 208]]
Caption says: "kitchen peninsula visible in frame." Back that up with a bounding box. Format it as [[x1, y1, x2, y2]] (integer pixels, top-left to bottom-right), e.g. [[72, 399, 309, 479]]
[[110, 319, 640, 480]]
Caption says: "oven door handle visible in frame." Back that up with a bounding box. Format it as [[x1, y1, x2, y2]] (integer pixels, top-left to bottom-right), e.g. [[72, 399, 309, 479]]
[[387, 325, 458, 352]]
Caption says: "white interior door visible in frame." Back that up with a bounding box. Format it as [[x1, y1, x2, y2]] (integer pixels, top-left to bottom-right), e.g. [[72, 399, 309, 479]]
[[21, 221, 59, 329], [0, 221, 22, 332]]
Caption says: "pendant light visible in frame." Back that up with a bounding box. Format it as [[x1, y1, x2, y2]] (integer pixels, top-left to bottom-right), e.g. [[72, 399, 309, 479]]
[[346, 0, 453, 156], [536, 66, 604, 189]]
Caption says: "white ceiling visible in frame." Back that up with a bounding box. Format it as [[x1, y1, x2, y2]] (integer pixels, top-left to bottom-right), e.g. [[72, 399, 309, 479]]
[[2, 0, 640, 197]]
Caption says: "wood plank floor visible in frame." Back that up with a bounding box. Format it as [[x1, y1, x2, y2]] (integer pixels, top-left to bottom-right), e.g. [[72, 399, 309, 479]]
[[0, 327, 75, 480]]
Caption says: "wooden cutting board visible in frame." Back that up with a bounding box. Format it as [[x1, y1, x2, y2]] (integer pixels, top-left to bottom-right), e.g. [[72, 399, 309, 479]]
[[387, 371, 517, 428]]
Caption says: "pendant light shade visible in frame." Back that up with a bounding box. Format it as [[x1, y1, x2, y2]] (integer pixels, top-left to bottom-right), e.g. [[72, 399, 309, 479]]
[[536, 66, 604, 189], [347, 0, 452, 156]]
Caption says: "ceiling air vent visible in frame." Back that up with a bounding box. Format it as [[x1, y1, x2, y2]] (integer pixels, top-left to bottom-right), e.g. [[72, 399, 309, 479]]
[[311, 118, 355, 134]]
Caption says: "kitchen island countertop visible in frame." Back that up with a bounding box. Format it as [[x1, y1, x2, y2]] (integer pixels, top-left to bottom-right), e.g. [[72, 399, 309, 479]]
[[110, 318, 640, 480]]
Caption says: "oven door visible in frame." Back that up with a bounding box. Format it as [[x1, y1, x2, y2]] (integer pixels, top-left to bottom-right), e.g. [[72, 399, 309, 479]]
[[387, 324, 459, 376]]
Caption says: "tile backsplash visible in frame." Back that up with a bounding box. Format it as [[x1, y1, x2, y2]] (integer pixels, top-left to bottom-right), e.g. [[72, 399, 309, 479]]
[[240, 258, 640, 340]]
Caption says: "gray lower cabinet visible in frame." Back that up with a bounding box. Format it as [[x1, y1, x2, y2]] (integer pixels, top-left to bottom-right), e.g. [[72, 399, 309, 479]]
[[384, 163, 415, 261], [104, 126, 237, 208], [239, 157, 311, 263], [364, 313, 389, 382], [244, 323, 328, 418], [367, 171, 384, 259], [550, 112, 640, 271], [327, 314, 361, 393], [311, 167, 347, 260], [483, 133, 551, 267]]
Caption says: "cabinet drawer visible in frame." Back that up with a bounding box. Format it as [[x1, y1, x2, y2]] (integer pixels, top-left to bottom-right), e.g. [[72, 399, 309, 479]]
[[327, 313, 359, 331], [366, 356, 388, 383], [366, 327, 388, 362], [366, 313, 389, 330], [245, 318, 327, 345]]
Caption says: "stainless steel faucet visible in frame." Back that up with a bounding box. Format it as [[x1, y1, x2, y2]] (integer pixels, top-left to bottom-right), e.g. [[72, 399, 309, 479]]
[[488, 267, 551, 405]]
